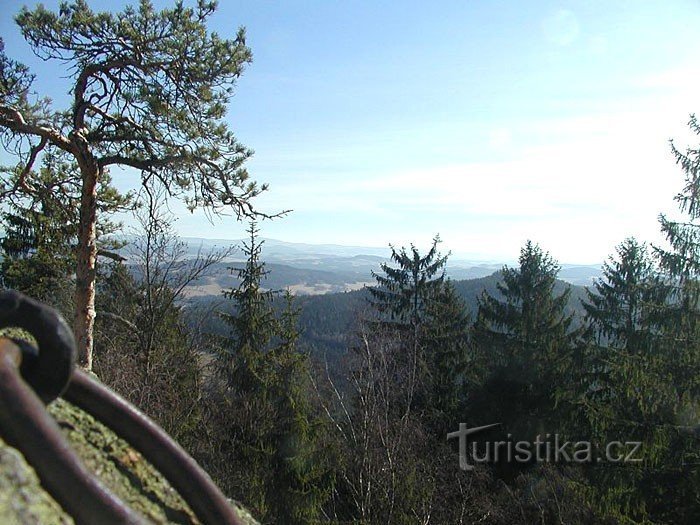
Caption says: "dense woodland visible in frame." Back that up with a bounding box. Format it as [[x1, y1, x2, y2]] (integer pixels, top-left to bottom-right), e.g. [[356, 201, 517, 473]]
[[1, 1, 700, 524]]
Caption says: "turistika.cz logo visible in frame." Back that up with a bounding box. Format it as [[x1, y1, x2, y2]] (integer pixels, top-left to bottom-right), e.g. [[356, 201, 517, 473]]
[[447, 423, 643, 471]]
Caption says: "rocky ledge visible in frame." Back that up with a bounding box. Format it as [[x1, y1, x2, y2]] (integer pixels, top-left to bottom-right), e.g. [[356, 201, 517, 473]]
[[0, 397, 258, 524]]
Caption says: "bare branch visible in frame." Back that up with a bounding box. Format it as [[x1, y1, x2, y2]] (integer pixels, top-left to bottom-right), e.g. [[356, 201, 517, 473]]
[[96, 248, 126, 262], [16, 135, 47, 190], [97, 153, 191, 170], [98, 310, 139, 334], [0, 105, 73, 153]]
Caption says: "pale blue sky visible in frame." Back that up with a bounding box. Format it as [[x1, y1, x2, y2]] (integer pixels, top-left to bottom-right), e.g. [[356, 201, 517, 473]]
[[2, 0, 700, 263]]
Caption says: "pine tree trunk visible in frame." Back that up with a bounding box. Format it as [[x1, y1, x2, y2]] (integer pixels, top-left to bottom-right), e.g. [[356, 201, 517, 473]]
[[75, 162, 99, 370]]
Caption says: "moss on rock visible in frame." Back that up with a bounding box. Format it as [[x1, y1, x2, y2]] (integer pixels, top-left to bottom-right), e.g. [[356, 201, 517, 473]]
[[49, 398, 198, 524], [0, 397, 259, 524], [0, 436, 73, 525]]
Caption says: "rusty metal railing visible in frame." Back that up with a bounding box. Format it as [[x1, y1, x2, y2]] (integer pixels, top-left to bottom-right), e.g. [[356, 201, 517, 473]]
[[0, 290, 244, 525]]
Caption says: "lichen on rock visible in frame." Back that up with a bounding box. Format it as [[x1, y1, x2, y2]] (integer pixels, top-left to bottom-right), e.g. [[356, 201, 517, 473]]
[[0, 436, 73, 525], [49, 398, 199, 524], [0, 397, 259, 524]]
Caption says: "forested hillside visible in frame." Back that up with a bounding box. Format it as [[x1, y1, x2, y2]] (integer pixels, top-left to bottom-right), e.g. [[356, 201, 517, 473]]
[[289, 272, 587, 369]]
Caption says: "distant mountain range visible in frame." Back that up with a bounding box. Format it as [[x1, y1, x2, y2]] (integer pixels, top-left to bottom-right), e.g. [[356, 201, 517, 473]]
[[153, 237, 605, 297], [157, 237, 601, 379]]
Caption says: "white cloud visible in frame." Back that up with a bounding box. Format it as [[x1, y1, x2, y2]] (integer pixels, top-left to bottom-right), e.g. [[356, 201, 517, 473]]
[[248, 103, 686, 262], [151, 61, 700, 263]]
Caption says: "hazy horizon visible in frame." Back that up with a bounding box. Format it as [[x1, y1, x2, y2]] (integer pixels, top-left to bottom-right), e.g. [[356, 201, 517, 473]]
[[169, 234, 605, 267]]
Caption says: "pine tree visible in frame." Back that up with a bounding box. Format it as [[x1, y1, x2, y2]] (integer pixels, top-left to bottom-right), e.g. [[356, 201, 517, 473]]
[[1, 0, 264, 368], [1, 153, 130, 309]]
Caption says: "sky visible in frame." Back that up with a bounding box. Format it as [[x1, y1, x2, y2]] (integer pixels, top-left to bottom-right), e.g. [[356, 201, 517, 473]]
[[2, 0, 700, 263]]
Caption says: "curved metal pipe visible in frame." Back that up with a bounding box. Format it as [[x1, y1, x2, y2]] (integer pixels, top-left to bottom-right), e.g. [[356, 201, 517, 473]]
[[0, 339, 147, 525], [0, 290, 245, 525], [65, 369, 244, 525], [0, 290, 76, 403]]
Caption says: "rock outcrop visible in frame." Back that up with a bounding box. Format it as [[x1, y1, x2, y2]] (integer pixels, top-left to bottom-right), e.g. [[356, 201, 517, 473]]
[[0, 398, 259, 524]]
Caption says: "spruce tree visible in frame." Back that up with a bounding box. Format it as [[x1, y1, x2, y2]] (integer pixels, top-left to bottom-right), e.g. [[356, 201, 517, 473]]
[[474, 241, 575, 373], [215, 222, 330, 524], [655, 114, 700, 401], [219, 221, 277, 394], [576, 238, 675, 522], [366, 236, 477, 420], [1, 153, 129, 308], [580, 238, 671, 427], [649, 114, 700, 524], [267, 290, 331, 525], [422, 280, 472, 432], [584, 237, 660, 350], [336, 237, 475, 523], [471, 241, 577, 441], [367, 235, 451, 408], [368, 235, 448, 332]]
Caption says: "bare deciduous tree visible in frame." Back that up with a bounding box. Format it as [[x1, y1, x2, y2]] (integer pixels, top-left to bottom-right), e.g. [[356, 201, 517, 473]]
[[95, 184, 233, 444]]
